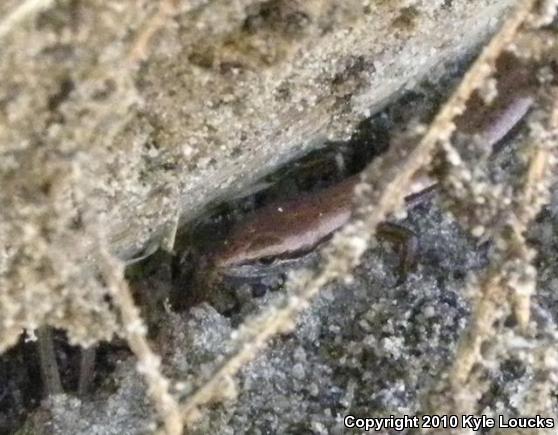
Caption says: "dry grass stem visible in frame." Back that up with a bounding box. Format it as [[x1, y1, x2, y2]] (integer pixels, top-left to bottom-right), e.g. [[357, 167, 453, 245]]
[[98, 247, 182, 435], [36, 326, 63, 397], [0, 0, 55, 40], [449, 106, 557, 407], [448, 26, 558, 418], [77, 346, 97, 397]]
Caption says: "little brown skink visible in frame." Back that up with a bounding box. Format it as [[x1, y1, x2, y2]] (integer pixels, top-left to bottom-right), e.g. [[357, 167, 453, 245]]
[[213, 175, 434, 271], [213, 54, 535, 274]]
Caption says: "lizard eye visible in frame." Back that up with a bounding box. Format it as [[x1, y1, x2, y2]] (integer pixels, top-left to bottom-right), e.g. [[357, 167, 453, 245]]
[[257, 257, 275, 266]]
